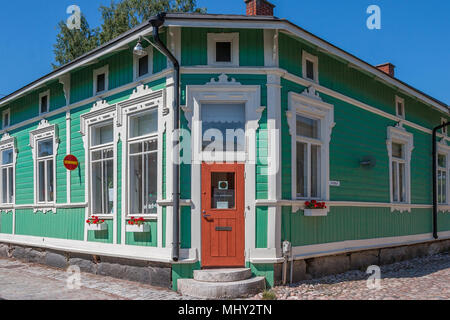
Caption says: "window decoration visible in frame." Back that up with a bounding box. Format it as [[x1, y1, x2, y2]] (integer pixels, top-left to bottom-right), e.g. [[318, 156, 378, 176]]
[[207, 33, 239, 66], [0, 133, 16, 207]]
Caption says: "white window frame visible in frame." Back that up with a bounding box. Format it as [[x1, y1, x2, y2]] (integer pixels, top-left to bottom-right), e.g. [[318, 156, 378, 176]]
[[437, 152, 448, 205], [302, 50, 319, 83], [387, 124, 414, 210], [207, 33, 239, 67], [0, 133, 16, 206], [133, 46, 153, 81], [437, 140, 450, 209], [2, 108, 10, 129], [80, 101, 117, 219], [119, 89, 165, 219], [395, 96, 405, 119], [30, 120, 58, 207], [93, 65, 109, 96], [39, 90, 50, 115], [287, 87, 334, 203]]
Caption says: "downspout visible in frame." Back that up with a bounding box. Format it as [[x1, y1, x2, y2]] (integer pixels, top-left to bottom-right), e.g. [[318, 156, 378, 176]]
[[432, 121, 450, 240], [150, 13, 181, 261]]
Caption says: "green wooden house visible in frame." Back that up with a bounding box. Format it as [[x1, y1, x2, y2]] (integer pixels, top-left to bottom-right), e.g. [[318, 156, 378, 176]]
[[0, 0, 449, 292]]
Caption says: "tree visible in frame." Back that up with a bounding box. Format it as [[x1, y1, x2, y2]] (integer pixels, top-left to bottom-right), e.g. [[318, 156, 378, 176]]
[[52, 15, 100, 68], [52, 0, 205, 67]]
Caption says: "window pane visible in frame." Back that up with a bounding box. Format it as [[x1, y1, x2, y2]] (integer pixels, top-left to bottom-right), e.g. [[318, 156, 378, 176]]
[[104, 159, 114, 214], [392, 143, 403, 159], [296, 115, 319, 139], [392, 161, 398, 202], [97, 73, 105, 92], [306, 60, 315, 80], [92, 162, 103, 214], [38, 139, 53, 157], [438, 154, 446, 168], [41, 96, 48, 113], [444, 171, 448, 204], [8, 166, 13, 203], [130, 154, 143, 214], [399, 162, 405, 202], [144, 152, 158, 214], [47, 160, 54, 202], [130, 109, 158, 138], [2, 168, 7, 203], [296, 142, 307, 197], [138, 55, 149, 77], [91, 123, 113, 146], [397, 102, 403, 116], [201, 103, 245, 152], [311, 145, 320, 198], [211, 172, 235, 209], [216, 42, 231, 62], [2, 149, 13, 165], [38, 161, 45, 202]]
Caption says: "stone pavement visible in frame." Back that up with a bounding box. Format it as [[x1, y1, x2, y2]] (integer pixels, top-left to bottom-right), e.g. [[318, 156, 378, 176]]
[[0, 257, 195, 300], [252, 252, 450, 300]]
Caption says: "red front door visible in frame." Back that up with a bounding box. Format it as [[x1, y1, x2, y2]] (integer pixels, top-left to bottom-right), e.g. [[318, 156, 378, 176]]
[[201, 162, 245, 268]]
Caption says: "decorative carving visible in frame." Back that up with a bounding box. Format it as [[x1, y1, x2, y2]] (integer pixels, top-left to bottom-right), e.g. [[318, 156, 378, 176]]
[[58, 74, 71, 105], [91, 99, 109, 112], [206, 74, 241, 86], [302, 86, 322, 100]]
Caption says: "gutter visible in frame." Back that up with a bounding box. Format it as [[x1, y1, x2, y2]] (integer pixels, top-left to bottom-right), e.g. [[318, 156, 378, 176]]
[[149, 13, 181, 262], [432, 121, 450, 239]]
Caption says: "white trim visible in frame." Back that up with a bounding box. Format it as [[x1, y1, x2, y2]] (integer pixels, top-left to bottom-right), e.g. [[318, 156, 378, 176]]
[[30, 120, 59, 212], [395, 95, 405, 119], [185, 75, 263, 261], [2, 108, 10, 129], [207, 33, 239, 67], [93, 65, 109, 96], [302, 50, 319, 83], [133, 46, 153, 81], [287, 87, 335, 212], [264, 29, 279, 67], [387, 123, 414, 211], [39, 90, 50, 115], [437, 138, 450, 209]]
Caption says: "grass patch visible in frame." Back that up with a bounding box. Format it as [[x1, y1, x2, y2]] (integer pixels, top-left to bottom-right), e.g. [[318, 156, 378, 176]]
[[262, 290, 277, 300]]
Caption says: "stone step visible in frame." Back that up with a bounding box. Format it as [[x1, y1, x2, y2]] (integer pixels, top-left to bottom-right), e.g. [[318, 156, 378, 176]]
[[194, 268, 252, 282], [178, 277, 266, 299]]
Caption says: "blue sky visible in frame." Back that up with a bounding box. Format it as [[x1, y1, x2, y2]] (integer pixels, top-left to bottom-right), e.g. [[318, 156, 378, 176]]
[[0, 0, 449, 104]]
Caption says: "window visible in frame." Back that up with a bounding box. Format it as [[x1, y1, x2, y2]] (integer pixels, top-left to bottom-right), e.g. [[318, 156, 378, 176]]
[[2, 109, 10, 129], [387, 124, 413, 207], [201, 103, 245, 152], [36, 138, 55, 203], [133, 46, 152, 80], [93, 65, 109, 95], [207, 33, 239, 66], [302, 51, 319, 83], [296, 115, 321, 198], [90, 122, 114, 215], [391, 142, 406, 203], [288, 90, 334, 203], [395, 96, 405, 119], [438, 153, 447, 204], [0, 148, 14, 204], [39, 91, 50, 115], [128, 109, 158, 215], [441, 118, 448, 136]]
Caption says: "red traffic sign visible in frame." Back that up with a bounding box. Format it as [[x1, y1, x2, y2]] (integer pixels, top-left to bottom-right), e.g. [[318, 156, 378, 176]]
[[64, 155, 79, 171]]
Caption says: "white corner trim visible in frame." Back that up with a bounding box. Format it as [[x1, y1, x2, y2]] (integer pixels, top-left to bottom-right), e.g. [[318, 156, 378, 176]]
[[387, 122, 414, 211], [207, 33, 239, 67], [287, 87, 335, 211], [302, 50, 319, 83]]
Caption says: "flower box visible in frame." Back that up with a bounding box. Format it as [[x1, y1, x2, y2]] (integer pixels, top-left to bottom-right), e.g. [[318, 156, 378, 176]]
[[86, 222, 108, 231], [126, 224, 150, 233], [303, 208, 328, 217]]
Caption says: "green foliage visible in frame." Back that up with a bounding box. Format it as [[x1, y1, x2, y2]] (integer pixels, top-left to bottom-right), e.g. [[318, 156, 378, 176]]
[[52, 15, 100, 68], [53, 0, 206, 67], [262, 290, 277, 300]]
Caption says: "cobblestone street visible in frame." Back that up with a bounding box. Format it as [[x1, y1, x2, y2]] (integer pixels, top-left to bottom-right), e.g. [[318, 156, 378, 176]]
[[0, 257, 193, 300], [253, 252, 450, 300]]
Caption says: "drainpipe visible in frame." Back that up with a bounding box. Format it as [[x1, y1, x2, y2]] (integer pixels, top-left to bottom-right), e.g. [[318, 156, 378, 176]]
[[150, 13, 181, 261], [432, 121, 450, 240]]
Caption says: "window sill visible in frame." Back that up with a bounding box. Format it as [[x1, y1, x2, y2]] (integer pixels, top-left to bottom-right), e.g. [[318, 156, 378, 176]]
[[126, 214, 158, 220]]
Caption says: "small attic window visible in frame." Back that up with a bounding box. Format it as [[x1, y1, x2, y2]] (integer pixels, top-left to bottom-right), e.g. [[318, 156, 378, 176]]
[[2, 109, 10, 129], [39, 90, 50, 115], [134, 46, 152, 80], [395, 96, 405, 119], [93, 65, 109, 95], [302, 51, 319, 83], [216, 42, 231, 62]]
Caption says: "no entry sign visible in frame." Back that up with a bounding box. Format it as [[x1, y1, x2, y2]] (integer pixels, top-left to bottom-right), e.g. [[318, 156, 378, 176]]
[[64, 155, 79, 171]]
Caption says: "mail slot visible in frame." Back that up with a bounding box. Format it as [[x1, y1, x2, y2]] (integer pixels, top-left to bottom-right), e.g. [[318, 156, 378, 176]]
[[216, 226, 232, 231]]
